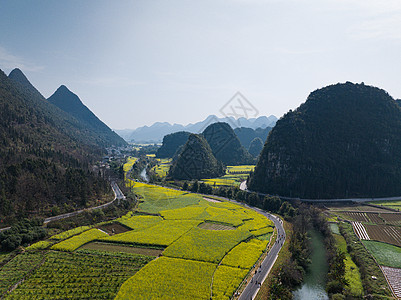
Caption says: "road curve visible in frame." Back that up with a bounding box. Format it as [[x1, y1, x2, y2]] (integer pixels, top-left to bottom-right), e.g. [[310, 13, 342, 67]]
[[0, 182, 125, 233], [228, 201, 285, 300], [240, 180, 401, 203], [43, 181, 125, 224]]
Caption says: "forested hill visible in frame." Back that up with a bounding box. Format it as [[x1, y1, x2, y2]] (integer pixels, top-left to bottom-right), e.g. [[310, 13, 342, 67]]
[[8, 68, 44, 99], [249, 82, 401, 199], [0, 69, 110, 223], [169, 134, 225, 180], [48, 85, 126, 147], [203, 122, 254, 165]]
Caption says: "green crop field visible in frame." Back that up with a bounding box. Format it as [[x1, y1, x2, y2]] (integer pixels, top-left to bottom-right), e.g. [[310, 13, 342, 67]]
[[51, 228, 109, 252], [163, 227, 252, 263], [1, 161, 274, 299], [212, 265, 248, 300], [7, 251, 152, 300], [115, 257, 216, 300], [221, 239, 268, 269], [362, 240, 401, 268], [152, 158, 172, 177], [0, 251, 44, 295], [367, 200, 401, 211], [334, 233, 363, 297], [49, 225, 93, 240]]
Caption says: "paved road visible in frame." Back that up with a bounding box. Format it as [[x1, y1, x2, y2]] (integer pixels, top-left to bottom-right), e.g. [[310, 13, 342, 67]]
[[0, 182, 125, 232], [219, 197, 285, 300], [44, 181, 125, 224], [240, 180, 401, 203], [237, 205, 285, 300]]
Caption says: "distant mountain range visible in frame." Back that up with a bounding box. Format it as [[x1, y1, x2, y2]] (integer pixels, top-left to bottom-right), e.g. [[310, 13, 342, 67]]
[[115, 115, 277, 143]]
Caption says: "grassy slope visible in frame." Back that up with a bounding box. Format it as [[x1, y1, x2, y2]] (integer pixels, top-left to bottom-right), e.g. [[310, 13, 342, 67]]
[[333, 233, 364, 297]]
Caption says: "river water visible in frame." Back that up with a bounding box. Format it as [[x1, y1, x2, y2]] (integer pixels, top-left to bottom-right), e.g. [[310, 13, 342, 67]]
[[140, 167, 149, 182], [293, 230, 329, 300]]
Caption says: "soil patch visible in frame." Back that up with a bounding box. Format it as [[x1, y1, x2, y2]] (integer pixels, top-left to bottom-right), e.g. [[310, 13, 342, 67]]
[[80, 242, 163, 256], [198, 222, 235, 230], [98, 223, 131, 235]]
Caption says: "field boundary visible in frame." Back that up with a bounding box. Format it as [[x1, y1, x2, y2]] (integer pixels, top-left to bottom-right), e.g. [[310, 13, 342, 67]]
[[349, 221, 398, 299]]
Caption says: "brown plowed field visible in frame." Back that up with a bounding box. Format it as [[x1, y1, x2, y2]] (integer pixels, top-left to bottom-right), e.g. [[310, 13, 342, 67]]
[[380, 213, 401, 226], [364, 224, 401, 247], [366, 213, 385, 224], [341, 211, 370, 222]]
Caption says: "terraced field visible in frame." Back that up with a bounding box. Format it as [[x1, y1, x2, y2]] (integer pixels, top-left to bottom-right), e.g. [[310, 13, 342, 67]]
[[1, 159, 274, 299]]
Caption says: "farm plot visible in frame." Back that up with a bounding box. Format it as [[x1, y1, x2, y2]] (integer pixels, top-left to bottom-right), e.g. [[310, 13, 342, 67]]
[[98, 222, 131, 234], [366, 213, 385, 224], [0, 251, 44, 295], [380, 213, 401, 226], [163, 227, 251, 264], [117, 214, 163, 231], [115, 257, 216, 300], [368, 200, 401, 211], [364, 224, 401, 247], [133, 183, 201, 213], [334, 234, 363, 297], [51, 228, 109, 252], [220, 239, 268, 269], [380, 266, 401, 299], [104, 220, 201, 247], [49, 225, 92, 240], [198, 222, 235, 230], [351, 222, 370, 240], [79, 242, 164, 256], [341, 212, 370, 222], [362, 240, 401, 268], [7, 251, 152, 300], [212, 265, 248, 300]]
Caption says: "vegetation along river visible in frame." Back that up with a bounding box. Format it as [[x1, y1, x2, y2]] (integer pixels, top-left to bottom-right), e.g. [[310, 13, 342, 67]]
[[293, 229, 329, 300]]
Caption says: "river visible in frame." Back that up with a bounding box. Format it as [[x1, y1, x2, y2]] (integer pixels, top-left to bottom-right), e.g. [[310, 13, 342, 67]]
[[140, 167, 149, 182], [293, 229, 329, 300]]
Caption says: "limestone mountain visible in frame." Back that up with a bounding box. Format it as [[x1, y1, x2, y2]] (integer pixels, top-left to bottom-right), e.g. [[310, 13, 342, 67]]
[[48, 85, 126, 146], [248, 137, 264, 157], [8, 68, 44, 99], [0, 69, 111, 222], [202, 122, 254, 165], [249, 82, 401, 198], [156, 131, 191, 158], [234, 127, 272, 149], [169, 134, 224, 180]]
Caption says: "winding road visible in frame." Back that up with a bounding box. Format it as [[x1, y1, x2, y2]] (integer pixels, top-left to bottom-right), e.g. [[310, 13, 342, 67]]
[[0, 182, 125, 232], [225, 199, 285, 300]]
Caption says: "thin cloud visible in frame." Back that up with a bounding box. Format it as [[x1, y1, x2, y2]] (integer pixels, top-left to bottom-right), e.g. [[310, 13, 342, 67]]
[[0, 46, 44, 72], [78, 76, 147, 88]]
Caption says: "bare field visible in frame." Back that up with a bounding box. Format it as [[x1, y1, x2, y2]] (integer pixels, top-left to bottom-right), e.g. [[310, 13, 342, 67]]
[[98, 223, 131, 235], [366, 213, 385, 224], [364, 224, 401, 247], [198, 222, 235, 231], [380, 213, 401, 226], [80, 242, 163, 256], [381, 266, 401, 298], [340, 211, 370, 222]]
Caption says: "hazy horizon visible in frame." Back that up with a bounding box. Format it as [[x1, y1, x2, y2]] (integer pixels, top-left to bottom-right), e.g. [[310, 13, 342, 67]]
[[1, 0, 401, 129]]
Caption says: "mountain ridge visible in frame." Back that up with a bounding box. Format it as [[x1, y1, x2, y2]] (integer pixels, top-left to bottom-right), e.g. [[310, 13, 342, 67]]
[[115, 115, 277, 143]]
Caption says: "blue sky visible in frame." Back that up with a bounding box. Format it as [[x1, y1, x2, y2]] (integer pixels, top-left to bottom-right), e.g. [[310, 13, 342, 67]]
[[1, 0, 401, 129]]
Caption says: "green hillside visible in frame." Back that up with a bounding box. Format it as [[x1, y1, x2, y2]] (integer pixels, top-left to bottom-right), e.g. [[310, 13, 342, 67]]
[[203, 122, 254, 165], [0, 69, 111, 222], [156, 131, 191, 158], [249, 82, 401, 198], [48, 85, 126, 147], [169, 134, 224, 180]]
